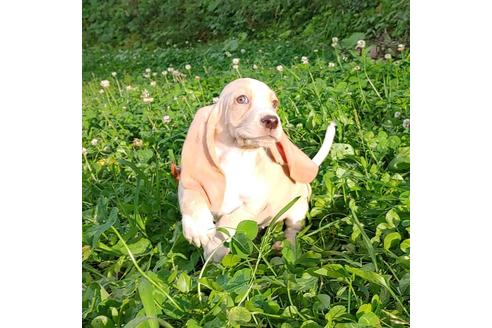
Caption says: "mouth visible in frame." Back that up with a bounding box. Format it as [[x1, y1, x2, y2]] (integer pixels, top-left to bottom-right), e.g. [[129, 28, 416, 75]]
[[236, 134, 277, 148]]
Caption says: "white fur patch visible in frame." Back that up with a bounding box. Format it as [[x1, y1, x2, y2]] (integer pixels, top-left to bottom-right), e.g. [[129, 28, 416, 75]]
[[215, 147, 267, 216], [182, 210, 215, 247]]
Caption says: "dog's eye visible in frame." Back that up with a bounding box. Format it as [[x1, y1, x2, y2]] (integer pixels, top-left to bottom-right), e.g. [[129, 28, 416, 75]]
[[236, 95, 249, 104], [272, 99, 279, 109]]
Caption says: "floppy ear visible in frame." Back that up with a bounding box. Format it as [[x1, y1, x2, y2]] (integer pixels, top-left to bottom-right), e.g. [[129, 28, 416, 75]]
[[269, 131, 319, 183], [179, 105, 225, 212]]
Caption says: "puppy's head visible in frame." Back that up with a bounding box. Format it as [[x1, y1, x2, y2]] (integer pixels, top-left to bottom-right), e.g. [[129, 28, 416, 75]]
[[215, 78, 282, 148]]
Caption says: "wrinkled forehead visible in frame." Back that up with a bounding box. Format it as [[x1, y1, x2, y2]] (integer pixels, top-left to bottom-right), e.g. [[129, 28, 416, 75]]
[[220, 78, 275, 100]]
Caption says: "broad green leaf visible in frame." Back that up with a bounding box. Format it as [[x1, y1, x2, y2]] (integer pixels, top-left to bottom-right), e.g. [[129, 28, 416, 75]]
[[325, 305, 346, 326], [91, 315, 114, 328], [330, 143, 355, 159], [334, 324, 358, 328], [388, 147, 410, 172], [345, 267, 388, 288], [300, 320, 321, 328], [221, 254, 241, 267], [358, 312, 381, 327], [314, 264, 349, 279], [138, 278, 159, 328], [356, 303, 372, 318], [316, 294, 331, 310], [175, 272, 191, 293], [400, 239, 410, 252], [385, 209, 400, 227], [82, 245, 92, 261], [384, 232, 401, 250], [236, 220, 258, 240], [227, 306, 251, 325], [112, 238, 151, 256], [282, 305, 299, 317], [281, 241, 296, 265], [225, 268, 251, 293], [230, 232, 253, 257], [186, 319, 201, 328]]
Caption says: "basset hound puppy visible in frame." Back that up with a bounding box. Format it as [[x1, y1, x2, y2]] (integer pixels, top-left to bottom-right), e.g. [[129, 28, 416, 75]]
[[177, 78, 336, 262]]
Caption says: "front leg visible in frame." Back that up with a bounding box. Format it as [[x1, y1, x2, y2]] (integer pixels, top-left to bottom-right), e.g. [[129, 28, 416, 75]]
[[203, 207, 256, 262], [178, 184, 216, 248]]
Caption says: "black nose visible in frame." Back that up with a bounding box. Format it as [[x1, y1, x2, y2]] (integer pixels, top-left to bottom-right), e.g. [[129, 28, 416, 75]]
[[261, 115, 279, 129]]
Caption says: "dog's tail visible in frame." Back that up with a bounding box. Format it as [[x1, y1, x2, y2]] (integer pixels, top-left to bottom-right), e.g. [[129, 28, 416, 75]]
[[312, 121, 336, 166]]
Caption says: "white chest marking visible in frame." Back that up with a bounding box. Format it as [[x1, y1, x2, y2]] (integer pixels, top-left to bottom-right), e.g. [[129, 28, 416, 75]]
[[215, 147, 267, 215]]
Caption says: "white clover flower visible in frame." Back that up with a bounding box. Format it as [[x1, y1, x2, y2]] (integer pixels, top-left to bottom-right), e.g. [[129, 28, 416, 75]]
[[99, 89, 104, 94], [397, 44, 405, 52], [90, 138, 98, 146], [162, 115, 171, 124], [82, 147, 88, 156], [402, 119, 410, 129], [276, 65, 284, 72], [331, 37, 339, 47], [356, 40, 366, 49], [394, 111, 401, 118], [161, 71, 168, 76], [240, 48, 246, 54], [232, 58, 240, 65], [225, 51, 232, 57], [167, 67, 174, 73], [132, 138, 143, 147], [385, 53, 392, 60], [185, 64, 191, 70], [232, 64, 239, 70], [213, 97, 219, 103], [150, 81, 157, 87], [301, 56, 309, 64], [353, 65, 361, 71], [141, 89, 154, 103], [152, 72, 157, 77], [145, 68, 151, 73], [111, 72, 117, 77], [195, 76, 201, 80], [126, 85, 134, 91], [185, 40, 189, 44], [100, 80, 110, 88], [252, 64, 258, 70], [143, 72, 150, 78], [328, 62, 336, 68]]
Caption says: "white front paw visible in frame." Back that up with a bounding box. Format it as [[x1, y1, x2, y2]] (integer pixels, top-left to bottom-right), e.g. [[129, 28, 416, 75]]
[[182, 213, 216, 247]]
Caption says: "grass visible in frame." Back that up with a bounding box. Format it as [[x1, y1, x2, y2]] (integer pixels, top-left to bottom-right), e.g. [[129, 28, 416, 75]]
[[82, 36, 410, 328]]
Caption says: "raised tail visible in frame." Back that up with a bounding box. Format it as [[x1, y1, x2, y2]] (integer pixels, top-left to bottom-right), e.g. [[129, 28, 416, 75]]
[[312, 121, 336, 166]]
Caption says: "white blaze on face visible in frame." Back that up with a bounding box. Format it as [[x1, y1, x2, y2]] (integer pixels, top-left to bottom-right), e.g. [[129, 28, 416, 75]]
[[241, 79, 282, 141]]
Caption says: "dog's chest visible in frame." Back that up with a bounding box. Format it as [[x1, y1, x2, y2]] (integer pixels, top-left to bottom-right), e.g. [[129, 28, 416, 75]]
[[215, 147, 268, 215]]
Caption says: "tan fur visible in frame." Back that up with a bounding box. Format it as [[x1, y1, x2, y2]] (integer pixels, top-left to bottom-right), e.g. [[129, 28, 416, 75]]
[[178, 78, 326, 261]]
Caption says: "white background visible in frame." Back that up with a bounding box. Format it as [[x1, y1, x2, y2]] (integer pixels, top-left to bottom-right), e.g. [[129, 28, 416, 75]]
[[0, 1, 491, 326]]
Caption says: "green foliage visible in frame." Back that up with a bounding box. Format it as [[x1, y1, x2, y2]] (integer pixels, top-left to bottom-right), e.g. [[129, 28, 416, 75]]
[[83, 35, 410, 327], [83, 0, 409, 49]]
